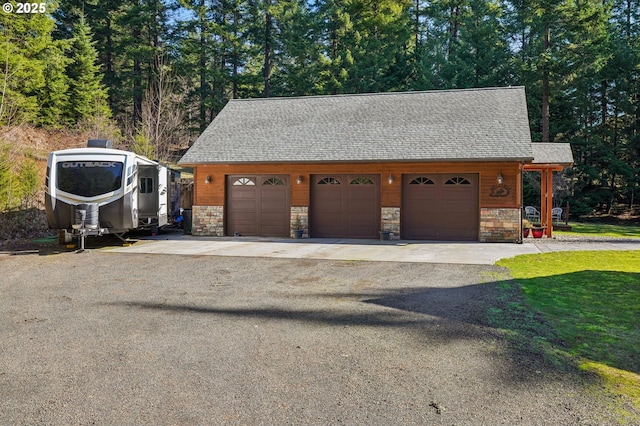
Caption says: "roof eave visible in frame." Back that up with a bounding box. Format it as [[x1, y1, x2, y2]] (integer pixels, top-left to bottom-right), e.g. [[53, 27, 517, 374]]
[[179, 157, 535, 166], [524, 162, 574, 171]]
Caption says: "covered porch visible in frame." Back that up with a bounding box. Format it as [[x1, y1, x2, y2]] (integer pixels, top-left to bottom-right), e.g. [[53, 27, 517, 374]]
[[523, 143, 574, 238]]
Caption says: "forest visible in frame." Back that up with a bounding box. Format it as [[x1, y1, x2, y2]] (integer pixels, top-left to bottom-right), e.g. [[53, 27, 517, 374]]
[[1, 0, 639, 216]]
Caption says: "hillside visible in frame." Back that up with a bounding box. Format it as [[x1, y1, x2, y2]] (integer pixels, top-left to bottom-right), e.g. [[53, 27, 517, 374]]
[[2, 125, 93, 177], [0, 126, 99, 243]]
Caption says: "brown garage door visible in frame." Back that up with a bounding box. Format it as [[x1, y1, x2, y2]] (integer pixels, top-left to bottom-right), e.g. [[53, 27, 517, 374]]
[[226, 175, 290, 237], [310, 175, 379, 238], [402, 174, 478, 241]]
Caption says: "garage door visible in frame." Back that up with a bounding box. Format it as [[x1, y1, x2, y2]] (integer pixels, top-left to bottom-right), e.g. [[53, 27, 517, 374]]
[[226, 175, 290, 237], [310, 175, 379, 238], [402, 174, 478, 241]]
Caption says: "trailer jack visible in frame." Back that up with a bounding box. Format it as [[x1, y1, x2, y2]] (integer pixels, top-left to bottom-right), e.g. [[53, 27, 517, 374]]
[[72, 205, 99, 253]]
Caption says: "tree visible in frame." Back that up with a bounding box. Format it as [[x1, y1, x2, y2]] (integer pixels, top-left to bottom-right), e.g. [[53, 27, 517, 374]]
[[18, 158, 40, 208], [344, 0, 413, 93], [131, 61, 185, 161], [440, 0, 513, 88], [66, 16, 111, 124], [314, 0, 355, 94], [556, 0, 639, 213], [0, 9, 54, 125], [176, 0, 250, 131], [0, 141, 11, 210], [505, 0, 568, 142], [269, 0, 323, 96], [38, 40, 72, 127]]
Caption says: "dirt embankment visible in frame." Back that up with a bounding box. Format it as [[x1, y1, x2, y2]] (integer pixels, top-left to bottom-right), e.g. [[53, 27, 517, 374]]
[[0, 126, 89, 244]]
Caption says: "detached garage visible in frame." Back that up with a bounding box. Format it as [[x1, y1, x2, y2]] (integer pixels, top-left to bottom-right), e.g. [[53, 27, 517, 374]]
[[179, 87, 571, 242]]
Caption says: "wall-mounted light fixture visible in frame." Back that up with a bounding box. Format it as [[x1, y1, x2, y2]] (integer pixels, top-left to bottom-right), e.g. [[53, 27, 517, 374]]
[[387, 174, 394, 184], [296, 175, 303, 184], [497, 172, 503, 186], [204, 175, 211, 184]]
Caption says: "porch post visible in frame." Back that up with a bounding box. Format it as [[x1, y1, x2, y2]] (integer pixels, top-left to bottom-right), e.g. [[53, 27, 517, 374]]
[[544, 169, 554, 237], [539, 170, 547, 231]]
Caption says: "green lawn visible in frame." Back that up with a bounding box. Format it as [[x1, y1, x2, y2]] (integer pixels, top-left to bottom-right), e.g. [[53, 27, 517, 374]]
[[554, 222, 640, 238], [496, 251, 640, 417]]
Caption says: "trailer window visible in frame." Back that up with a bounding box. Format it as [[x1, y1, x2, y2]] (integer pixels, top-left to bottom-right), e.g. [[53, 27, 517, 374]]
[[57, 161, 124, 197], [140, 177, 154, 193]]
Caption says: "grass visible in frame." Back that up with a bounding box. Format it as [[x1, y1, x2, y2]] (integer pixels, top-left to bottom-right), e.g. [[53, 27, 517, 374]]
[[554, 222, 640, 238], [496, 251, 640, 419]]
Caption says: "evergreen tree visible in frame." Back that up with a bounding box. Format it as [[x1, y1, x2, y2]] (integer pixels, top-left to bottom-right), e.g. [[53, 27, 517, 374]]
[[440, 0, 512, 88], [116, 0, 172, 123], [38, 40, 72, 127], [409, 0, 471, 89], [0, 10, 54, 125], [345, 0, 413, 93], [505, 0, 571, 141], [66, 16, 111, 124], [269, 0, 323, 96], [315, 0, 355, 94], [174, 0, 214, 131]]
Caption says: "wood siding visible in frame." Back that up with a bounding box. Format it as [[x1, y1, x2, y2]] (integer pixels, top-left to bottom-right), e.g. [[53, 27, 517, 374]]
[[191, 161, 522, 209]]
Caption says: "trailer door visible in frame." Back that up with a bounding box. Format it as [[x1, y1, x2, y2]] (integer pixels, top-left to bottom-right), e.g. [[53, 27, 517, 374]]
[[138, 165, 159, 223], [157, 166, 168, 226]]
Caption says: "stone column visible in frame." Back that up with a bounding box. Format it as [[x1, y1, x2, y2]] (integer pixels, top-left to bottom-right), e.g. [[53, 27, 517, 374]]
[[381, 207, 401, 236], [192, 205, 224, 236], [290, 206, 308, 238], [479, 208, 520, 242]]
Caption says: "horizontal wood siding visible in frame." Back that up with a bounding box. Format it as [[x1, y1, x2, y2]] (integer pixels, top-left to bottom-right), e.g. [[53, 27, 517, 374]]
[[192, 162, 521, 209]]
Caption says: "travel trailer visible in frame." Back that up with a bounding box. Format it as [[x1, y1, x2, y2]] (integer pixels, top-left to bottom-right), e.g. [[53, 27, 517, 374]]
[[45, 140, 180, 243]]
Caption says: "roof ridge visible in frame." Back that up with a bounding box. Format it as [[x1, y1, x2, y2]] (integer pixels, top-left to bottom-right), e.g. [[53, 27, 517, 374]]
[[228, 86, 525, 103]]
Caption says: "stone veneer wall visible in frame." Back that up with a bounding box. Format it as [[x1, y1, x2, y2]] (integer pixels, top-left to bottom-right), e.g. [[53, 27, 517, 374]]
[[381, 207, 400, 235], [192, 205, 224, 236], [290, 206, 308, 237], [479, 208, 520, 242]]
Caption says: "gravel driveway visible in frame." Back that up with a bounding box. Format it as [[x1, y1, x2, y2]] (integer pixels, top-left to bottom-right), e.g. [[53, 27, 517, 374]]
[[0, 249, 628, 425]]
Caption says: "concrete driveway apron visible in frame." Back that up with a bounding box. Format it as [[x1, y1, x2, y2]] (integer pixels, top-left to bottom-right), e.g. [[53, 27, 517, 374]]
[[106, 234, 640, 264]]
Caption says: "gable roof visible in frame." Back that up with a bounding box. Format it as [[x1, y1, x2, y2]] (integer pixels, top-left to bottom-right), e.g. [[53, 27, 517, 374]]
[[179, 87, 534, 165], [531, 143, 574, 165]]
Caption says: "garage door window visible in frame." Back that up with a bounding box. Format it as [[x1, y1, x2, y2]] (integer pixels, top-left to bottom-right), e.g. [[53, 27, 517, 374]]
[[409, 177, 435, 185], [263, 177, 285, 185], [350, 177, 374, 185], [445, 177, 471, 185], [233, 177, 256, 186], [318, 177, 341, 185]]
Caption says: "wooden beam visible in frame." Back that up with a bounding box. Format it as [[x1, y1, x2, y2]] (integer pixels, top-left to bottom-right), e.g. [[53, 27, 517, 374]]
[[545, 169, 554, 237], [540, 169, 547, 234], [523, 164, 566, 172]]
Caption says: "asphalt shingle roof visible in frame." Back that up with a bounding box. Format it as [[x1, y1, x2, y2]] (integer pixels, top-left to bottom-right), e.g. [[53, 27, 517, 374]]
[[179, 87, 534, 164], [531, 143, 574, 165]]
